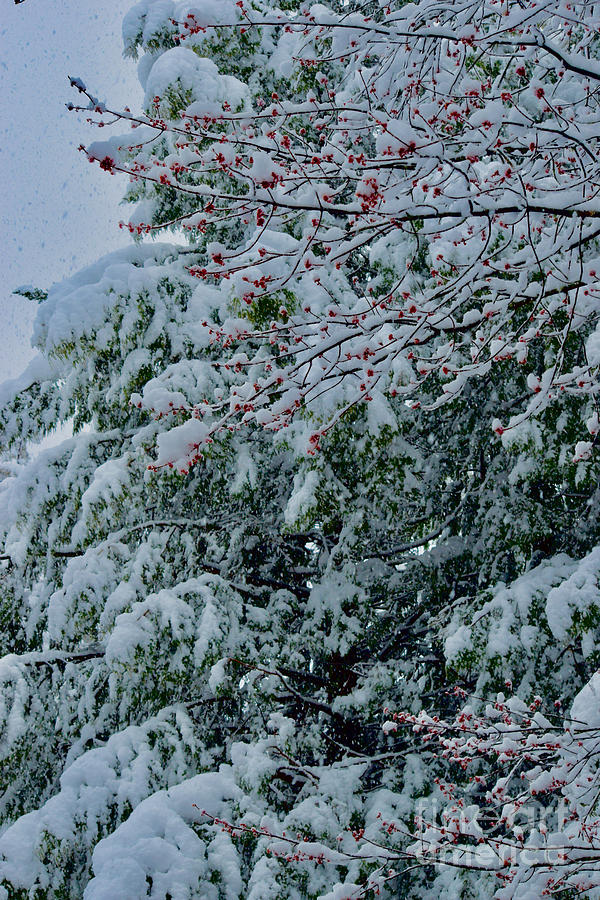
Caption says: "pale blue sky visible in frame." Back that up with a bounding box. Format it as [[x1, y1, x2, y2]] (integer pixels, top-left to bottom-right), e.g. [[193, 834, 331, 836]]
[[0, 1, 139, 382]]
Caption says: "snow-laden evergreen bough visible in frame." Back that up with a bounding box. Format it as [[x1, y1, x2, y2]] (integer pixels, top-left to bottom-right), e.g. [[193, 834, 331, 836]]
[[2, 0, 600, 897]]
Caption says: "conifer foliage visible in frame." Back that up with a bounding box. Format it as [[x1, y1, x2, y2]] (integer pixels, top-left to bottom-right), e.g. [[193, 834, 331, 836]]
[[2, 1, 600, 898]]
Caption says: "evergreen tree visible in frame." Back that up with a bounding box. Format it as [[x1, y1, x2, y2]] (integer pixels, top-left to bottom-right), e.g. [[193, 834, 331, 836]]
[[2, 1, 600, 898]]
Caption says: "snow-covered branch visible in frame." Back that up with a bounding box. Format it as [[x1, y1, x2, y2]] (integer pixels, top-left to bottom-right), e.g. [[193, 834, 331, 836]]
[[75, 0, 600, 467]]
